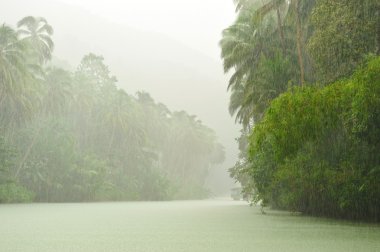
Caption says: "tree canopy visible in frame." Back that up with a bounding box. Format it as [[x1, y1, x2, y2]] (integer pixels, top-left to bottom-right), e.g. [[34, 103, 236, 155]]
[[222, 0, 380, 221], [0, 17, 225, 203]]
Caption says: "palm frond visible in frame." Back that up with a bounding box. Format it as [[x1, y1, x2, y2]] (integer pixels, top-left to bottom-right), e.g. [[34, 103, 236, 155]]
[[17, 16, 36, 28]]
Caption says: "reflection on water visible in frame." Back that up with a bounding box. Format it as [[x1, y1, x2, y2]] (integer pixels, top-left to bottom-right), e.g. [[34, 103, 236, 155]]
[[1, 200, 379, 252]]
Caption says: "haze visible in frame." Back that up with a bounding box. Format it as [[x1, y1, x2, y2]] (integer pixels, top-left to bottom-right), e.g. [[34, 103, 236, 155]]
[[0, 0, 240, 193], [1, 0, 380, 251], [58, 0, 236, 60]]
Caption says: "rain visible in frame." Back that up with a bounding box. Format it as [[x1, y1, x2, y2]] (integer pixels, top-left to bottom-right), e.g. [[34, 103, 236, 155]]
[[0, 0, 379, 251]]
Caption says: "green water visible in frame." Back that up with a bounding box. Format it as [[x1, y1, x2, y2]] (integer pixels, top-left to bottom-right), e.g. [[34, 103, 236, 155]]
[[1, 200, 379, 252]]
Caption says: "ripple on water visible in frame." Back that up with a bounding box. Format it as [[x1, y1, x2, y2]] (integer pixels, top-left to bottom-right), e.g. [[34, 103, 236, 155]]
[[0, 200, 379, 252]]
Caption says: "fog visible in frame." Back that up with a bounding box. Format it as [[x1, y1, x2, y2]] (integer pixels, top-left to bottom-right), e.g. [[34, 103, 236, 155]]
[[0, 0, 240, 194], [1, 0, 380, 250]]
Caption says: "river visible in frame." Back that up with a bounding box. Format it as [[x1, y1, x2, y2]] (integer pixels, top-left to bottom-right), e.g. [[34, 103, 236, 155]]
[[1, 200, 379, 251]]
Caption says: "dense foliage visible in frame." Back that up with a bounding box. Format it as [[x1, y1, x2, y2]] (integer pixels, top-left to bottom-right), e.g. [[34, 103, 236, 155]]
[[249, 58, 380, 220], [308, 0, 379, 83], [0, 18, 224, 202], [222, 0, 380, 221]]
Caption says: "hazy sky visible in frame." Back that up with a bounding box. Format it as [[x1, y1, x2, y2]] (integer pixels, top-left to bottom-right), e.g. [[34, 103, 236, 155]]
[[54, 0, 236, 60]]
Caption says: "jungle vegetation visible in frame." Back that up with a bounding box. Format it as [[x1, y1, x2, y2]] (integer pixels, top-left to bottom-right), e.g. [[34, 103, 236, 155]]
[[0, 17, 225, 202], [221, 0, 380, 221]]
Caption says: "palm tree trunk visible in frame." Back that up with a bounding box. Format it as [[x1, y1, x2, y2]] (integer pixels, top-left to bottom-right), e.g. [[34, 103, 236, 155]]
[[15, 125, 43, 178], [0, 94, 6, 109], [295, 0, 305, 87], [377, 16, 380, 55], [276, 7, 286, 55], [108, 123, 116, 157]]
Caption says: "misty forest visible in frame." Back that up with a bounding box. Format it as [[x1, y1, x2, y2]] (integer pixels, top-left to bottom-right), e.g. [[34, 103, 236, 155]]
[[1, 0, 380, 251], [0, 17, 225, 202]]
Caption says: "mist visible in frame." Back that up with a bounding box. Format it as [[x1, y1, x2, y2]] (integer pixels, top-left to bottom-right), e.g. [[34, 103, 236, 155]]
[[1, 0, 380, 251], [0, 0, 241, 195]]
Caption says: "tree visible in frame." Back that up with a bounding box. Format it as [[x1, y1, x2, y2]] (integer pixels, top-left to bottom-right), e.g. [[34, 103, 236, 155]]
[[220, 2, 298, 128], [70, 53, 117, 151], [0, 136, 33, 203], [0, 24, 39, 129], [243, 57, 380, 220], [237, 0, 289, 54], [221, 2, 273, 91], [17, 16, 54, 64], [234, 0, 318, 86], [15, 67, 72, 178], [76, 53, 117, 94], [98, 89, 132, 157], [220, 5, 278, 127], [1, 17, 226, 203], [42, 67, 72, 115], [159, 111, 224, 198], [308, 0, 380, 83]]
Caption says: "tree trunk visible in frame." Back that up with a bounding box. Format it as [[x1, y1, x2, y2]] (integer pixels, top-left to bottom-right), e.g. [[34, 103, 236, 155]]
[[276, 7, 286, 55], [107, 123, 116, 157], [377, 12, 380, 55], [15, 125, 43, 178], [0, 94, 5, 109], [295, 0, 305, 87]]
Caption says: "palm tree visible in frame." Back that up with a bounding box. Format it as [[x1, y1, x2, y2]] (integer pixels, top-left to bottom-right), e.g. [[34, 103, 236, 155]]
[[162, 111, 216, 184], [42, 67, 72, 114], [220, 5, 288, 127], [0, 22, 50, 177], [16, 67, 72, 178], [228, 53, 292, 129], [235, 0, 288, 54], [99, 89, 131, 157], [0, 24, 39, 129], [136, 92, 170, 148], [17, 16, 54, 64], [234, 0, 308, 86], [70, 54, 117, 150], [220, 7, 266, 91], [228, 82, 255, 128], [221, 0, 317, 128], [293, 0, 304, 87], [0, 25, 25, 111]]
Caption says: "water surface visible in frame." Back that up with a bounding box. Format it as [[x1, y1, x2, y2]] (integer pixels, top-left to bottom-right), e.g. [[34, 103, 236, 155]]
[[1, 200, 379, 251]]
